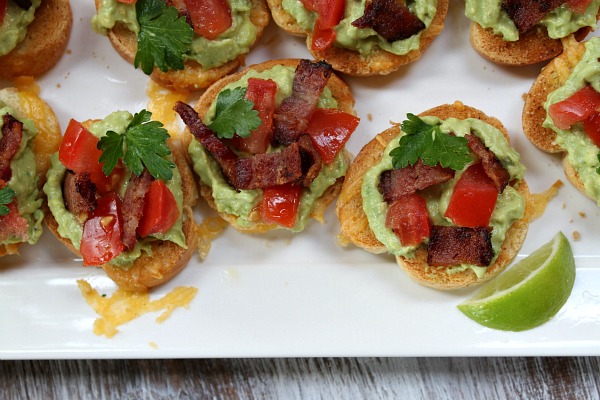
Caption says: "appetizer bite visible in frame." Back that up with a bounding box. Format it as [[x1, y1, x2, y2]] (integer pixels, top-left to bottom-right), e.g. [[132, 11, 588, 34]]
[[266, 0, 448, 76], [175, 58, 359, 233], [43, 109, 198, 291], [337, 102, 531, 289], [523, 36, 600, 205], [0, 82, 61, 256], [466, 0, 600, 65], [0, 0, 72, 79], [92, 0, 270, 91]]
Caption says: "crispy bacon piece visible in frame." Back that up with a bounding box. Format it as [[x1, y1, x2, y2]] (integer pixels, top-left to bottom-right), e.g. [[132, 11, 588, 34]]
[[466, 134, 510, 193], [234, 142, 303, 190], [272, 60, 333, 146], [351, 0, 425, 42], [0, 114, 23, 183], [427, 225, 494, 267], [13, 0, 33, 9], [501, 0, 563, 34], [379, 160, 454, 203], [0, 201, 29, 242], [63, 171, 97, 215], [121, 169, 154, 250], [297, 135, 322, 187]]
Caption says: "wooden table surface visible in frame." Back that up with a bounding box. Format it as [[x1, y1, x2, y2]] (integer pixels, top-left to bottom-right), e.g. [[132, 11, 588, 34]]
[[2, 357, 599, 398]]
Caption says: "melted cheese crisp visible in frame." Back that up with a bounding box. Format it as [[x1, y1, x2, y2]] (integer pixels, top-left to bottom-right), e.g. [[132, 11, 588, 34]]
[[530, 180, 564, 221], [146, 80, 189, 138], [196, 216, 228, 260], [77, 280, 198, 338]]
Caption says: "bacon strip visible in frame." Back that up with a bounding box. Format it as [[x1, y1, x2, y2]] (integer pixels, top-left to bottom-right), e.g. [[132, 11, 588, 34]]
[[0, 114, 23, 183], [351, 0, 425, 42], [13, 0, 33, 10], [121, 169, 154, 250], [466, 134, 510, 193], [379, 160, 454, 203], [63, 171, 97, 215], [297, 135, 322, 187], [501, 0, 563, 34], [272, 60, 333, 146], [427, 225, 494, 267]]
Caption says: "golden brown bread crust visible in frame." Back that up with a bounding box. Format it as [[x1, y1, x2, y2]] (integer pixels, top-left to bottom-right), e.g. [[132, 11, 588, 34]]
[[0, 0, 72, 79], [266, 0, 448, 76], [43, 129, 199, 291], [96, 0, 270, 92], [181, 58, 356, 234], [336, 102, 531, 290]]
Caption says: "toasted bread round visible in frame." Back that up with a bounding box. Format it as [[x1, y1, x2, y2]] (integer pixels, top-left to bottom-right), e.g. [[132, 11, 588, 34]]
[[44, 130, 199, 292], [0, 81, 62, 257], [0, 0, 72, 80], [95, 0, 270, 92], [336, 102, 532, 290], [266, 0, 448, 76], [181, 58, 355, 234]]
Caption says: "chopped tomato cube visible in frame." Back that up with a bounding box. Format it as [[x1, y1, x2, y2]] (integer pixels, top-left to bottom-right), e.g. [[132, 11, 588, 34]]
[[80, 193, 125, 266], [0, 200, 29, 243], [385, 194, 430, 247], [305, 108, 359, 164], [183, 0, 232, 40], [548, 85, 600, 129], [444, 163, 498, 228], [137, 180, 180, 237], [301, 0, 345, 50], [261, 184, 302, 228], [565, 0, 592, 13], [582, 112, 600, 148]]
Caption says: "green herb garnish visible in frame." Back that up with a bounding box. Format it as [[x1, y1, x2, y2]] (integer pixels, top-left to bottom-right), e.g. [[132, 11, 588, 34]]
[[98, 109, 175, 181], [134, 0, 194, 75], [597, 154, 600, 175], [208, 87, 262, 139], [0, 187, 16, 216], [390, 113, 472, 171]]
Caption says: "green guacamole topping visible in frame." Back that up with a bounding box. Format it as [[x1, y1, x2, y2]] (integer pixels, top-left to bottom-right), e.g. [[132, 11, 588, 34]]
[[465, 0, 600, 41], [0, 0, 41, 56], [92, 0, 258, 69], [362, 117, 526, 278], [187, 65, 348, 232], [282, 0, 438, 57], [544, 37, 600, 205], [0, 105, 43, 245], [43, 111, 186, 269]]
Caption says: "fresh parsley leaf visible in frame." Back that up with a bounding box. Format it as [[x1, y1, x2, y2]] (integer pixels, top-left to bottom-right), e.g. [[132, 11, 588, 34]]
[[0, 187, 16, 216], [134, 0, 193, 75], [98, 110, 175, 181], [390, 114, 472, 171], [208, 87, 262, 139], [597, 154, 600, 175]]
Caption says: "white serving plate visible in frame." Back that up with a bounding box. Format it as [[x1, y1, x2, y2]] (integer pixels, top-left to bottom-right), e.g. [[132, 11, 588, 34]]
[[1, 1, 600, 359]]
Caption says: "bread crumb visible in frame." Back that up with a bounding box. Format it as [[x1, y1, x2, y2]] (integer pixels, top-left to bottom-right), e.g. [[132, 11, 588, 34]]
[[573, 231, 581, 241], [521, 93, 527, 102], [149, 342, 159, 349], [367, 113, 373, 122], [562, 203, 566, 209], [579, 212, 586, 218]]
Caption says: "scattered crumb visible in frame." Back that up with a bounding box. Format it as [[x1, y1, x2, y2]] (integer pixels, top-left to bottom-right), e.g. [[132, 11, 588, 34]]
[[579, 212, 586, 218], [570, 219, 574, 223], [521, 93, 527, 102], [562, 203, 566, 209], [66, 49, 72, 55], [573, 231, 581, 241], [56, 83, 61, 89], [367, 113, 373, 122], [149, 342, 159, 350]]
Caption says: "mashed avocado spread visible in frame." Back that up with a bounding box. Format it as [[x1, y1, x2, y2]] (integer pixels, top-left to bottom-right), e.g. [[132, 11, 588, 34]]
[[0, 0, 41, 56], [465, 0, 600, 41], [43, 111, 186, 269], [187, 65, 348, 232], [362, 117, 526, 278], [282, 0, 438, 57], [92, 0, 257, 69], [544, 37, 600, 205], [0, 105, 44, 245]]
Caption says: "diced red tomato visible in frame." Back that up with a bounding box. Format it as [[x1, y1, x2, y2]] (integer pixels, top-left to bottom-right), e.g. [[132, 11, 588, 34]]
[[548, 85, 600, 129], [565, 0, 592, 13], [444, 163, 498, 228], [0, 0, 7, 25], [301, 0, 345, 50], [229, 78, 278, 155], [137, 180, 180, 237], [305, 108, 359, 164], [385, 194, 430, 247], [582, 112, 600, 148], [80, 193, 125, 266], [183, 0, 232, 40], [261, 184, 302, 228], [0, 200, 29, 242]]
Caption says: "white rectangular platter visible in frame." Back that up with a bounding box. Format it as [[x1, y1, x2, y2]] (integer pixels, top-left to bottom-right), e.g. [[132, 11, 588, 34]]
[[1, 1, 600, 359]]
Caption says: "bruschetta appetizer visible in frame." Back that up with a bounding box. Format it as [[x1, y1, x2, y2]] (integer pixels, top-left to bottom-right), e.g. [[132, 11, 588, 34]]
[[92, 0, 270, 91], [175, 58, 359, 233], [337, 102, 531, 290], [0, 0, 72, 79], [43, 109, 198, 291], [266, 0, 448, 76], [523, 36, 600, 205], [0, 82, 61, 256], [466, 0, 600, 65]]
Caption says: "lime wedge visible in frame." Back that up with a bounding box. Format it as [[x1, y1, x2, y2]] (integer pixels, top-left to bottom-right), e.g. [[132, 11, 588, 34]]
[[457, 232, 575, 331]]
